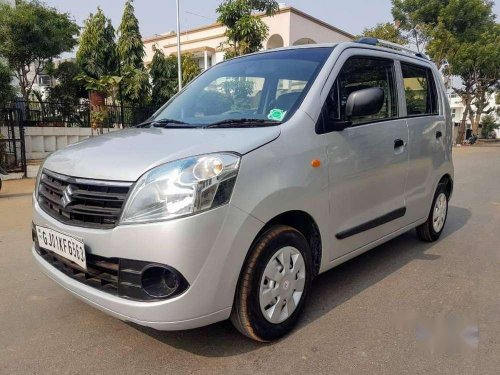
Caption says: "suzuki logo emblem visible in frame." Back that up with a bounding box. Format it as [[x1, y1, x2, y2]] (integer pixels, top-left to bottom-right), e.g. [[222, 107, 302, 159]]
[[61, 185, 74, 208]]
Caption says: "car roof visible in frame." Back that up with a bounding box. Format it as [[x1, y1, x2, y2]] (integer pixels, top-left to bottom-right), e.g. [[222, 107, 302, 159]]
[[240, 41, 432, 66]]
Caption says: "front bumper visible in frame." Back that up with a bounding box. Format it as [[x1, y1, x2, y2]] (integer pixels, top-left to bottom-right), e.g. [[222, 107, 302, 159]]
[[32, 200, 264, 330]]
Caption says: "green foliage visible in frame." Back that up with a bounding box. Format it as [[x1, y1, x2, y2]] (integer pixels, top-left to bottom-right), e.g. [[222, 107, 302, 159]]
[[47, 61, 87, 104], [360, 22, 408, 45], [0, 61, 15, 106], [426, 0, 495, 69], [221, 78, 255, 109], [149, 46, 179, 109], [76, 8, 118, 79], [217, 0, 279, 58], [196, 91, 233, 115], [120, 66, 150, 106], [117, 0, 145, 71], [90, 107, 108, 127], [0, 0, 79, 100], [181, 54, 201, 85], [117, 0, 149, 106], [391, 0, 496, 67], [480, 114, 499, 137], [76, 74, 122, 96], [149, 47, 201, 109]]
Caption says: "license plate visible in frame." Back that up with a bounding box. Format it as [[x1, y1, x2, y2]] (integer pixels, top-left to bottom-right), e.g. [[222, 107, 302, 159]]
[[35, 225, 87, 270]]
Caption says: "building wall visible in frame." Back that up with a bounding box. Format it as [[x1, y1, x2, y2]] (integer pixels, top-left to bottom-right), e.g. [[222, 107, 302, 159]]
[[143, 7, 353, 67], [0, 126, 119, 161], [288, 10, 353, 45], [448, 91, 499, 138]]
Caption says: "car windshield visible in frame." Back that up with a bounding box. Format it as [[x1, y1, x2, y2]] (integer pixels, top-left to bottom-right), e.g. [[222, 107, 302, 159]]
[[150, 47, 334, 127]]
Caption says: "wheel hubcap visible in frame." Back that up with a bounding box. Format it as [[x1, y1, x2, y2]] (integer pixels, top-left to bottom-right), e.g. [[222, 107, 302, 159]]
[[432, 192, 448, 232], [259, 246, 306, 324]]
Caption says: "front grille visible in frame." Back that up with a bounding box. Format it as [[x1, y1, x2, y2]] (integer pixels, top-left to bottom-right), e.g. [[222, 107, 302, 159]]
[[37, 169, 133, 229], [36, 245, 120, 295], [34, 243, 188, 302]]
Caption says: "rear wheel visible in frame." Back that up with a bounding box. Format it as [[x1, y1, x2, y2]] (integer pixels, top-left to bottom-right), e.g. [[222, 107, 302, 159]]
[[416, 183, 449, 242], [231, 225, 312, 342]]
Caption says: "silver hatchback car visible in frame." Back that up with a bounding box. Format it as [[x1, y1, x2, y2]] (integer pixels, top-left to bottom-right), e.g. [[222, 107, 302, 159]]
[[32, 39, 453, 342]]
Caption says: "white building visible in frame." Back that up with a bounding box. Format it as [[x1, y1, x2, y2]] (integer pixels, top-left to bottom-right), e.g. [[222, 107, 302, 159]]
[[143, 6, 354, 70], [448, 91, 499, 138]]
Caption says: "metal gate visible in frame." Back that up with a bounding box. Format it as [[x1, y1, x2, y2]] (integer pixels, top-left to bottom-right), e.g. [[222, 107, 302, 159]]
[[0, 108, 26, 175]]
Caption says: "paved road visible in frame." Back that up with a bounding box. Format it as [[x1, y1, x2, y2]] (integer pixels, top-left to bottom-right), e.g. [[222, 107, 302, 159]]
[[1, 146, 499, 375]]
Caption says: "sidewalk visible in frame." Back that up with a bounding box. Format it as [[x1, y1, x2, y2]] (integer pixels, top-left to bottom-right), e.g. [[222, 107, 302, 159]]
[[0, 178, 35, 198]]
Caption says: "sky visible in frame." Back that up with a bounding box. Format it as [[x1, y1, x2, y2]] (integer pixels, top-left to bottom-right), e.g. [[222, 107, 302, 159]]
[[41, 0, 500, 58], [42, 0, 398, 38]]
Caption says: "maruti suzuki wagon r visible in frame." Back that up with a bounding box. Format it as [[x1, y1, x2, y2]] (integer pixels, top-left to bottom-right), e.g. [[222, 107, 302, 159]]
[[32, 39, 453, 342]]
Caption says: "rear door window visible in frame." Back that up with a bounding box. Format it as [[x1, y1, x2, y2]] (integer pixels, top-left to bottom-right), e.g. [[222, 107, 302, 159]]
[[401, 63, 439, 116]]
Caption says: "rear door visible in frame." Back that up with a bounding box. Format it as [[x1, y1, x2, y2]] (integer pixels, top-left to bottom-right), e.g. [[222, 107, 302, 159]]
[[398, 62, 446, 222], [319, 52, 410, 260]]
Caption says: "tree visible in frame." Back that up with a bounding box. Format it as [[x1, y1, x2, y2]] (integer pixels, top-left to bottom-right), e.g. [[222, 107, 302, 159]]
[[480, 113, 499, 138], [391, 0, 444, 52], [447, 22, 499, 143], [47, 61, 87, 105], [0, 61, 15, 107], [149, 47, 201, 109], [217, 0, 279, 58], [468, 24, 500, 135], [0, 0, 79, 101], [149, 46, 179, 109], [117, 0, 149, 106], [448, 40, 482, 144], [360, 22, 408, 45], [424, 0, 495, 70], [117, 0, 144, 72], [391, 0, 495, 65], [76, 8, 118, 79], [181, 54, 201, 84]]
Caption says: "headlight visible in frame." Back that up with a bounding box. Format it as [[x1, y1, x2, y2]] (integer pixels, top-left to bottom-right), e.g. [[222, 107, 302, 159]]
[[120, 153, 240, 224], [34, 160, 45, 200]]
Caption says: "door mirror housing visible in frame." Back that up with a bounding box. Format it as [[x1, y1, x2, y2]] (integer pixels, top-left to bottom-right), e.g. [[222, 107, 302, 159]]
[[345, 87, 384, 119], [321, 87, 385, 133]]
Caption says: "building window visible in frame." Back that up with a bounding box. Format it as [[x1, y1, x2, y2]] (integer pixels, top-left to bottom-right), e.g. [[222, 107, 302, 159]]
[[38, 75, 51, 87]]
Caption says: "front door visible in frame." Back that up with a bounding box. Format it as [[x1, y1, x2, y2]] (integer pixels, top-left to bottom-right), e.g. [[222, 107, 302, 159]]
[[320, 54, 409, 260]]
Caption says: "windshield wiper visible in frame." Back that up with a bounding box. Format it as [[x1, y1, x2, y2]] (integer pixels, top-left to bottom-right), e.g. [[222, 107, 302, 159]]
[[204, 118, 281, 128], [136, 118, 192, 128]]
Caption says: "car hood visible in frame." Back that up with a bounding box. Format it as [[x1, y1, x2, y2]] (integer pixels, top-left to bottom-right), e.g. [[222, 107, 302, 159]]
[[44, 126, 280, 181]]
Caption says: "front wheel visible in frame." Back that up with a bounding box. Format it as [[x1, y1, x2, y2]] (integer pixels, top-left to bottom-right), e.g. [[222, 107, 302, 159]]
[[416, 183, 449, 242], [230, 225, 312, 342]]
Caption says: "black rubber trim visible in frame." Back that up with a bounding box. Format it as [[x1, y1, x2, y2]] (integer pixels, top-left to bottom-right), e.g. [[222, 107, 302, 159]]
[[335, 207, 406, 240]]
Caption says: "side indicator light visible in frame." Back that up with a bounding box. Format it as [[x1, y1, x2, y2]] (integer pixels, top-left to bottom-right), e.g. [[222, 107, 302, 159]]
[[311, 159, 321, 168]]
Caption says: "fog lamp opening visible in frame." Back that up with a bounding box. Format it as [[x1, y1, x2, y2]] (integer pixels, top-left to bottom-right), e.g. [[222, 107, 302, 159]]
[[141, 266, 181, 298]]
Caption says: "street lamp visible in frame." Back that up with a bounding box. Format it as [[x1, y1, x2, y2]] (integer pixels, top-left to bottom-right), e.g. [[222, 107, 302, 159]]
[[176, 0, 182, 91]]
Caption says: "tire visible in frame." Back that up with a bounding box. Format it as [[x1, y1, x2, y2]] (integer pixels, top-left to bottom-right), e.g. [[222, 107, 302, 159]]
[[230, 225, 313, 342], [416, 183, 449, 242]]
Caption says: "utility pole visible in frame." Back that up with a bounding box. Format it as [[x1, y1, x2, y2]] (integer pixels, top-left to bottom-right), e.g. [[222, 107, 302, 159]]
[[176, 0, 182, 91]]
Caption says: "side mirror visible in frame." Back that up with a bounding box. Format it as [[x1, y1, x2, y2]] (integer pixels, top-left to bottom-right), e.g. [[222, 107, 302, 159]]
[[345, 87, 384, 119]]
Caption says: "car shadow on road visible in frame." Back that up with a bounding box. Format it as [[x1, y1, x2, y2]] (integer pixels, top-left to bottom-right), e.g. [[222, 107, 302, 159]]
[[131, 205, 471, 357]]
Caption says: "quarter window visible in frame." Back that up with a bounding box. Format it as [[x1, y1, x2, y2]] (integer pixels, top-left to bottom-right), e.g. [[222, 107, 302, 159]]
[[401, 63, 439, 116], [327, 57, 398, 126]]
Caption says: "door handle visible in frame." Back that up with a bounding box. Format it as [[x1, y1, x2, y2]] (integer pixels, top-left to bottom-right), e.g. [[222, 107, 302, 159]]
[[394, 139, 405, 149], [436, 131, 443, 139]]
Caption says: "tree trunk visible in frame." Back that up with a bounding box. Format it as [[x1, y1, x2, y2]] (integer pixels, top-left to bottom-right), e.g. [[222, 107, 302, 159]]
[[455, 101, 471, 145], [472, 103, 484, 136]]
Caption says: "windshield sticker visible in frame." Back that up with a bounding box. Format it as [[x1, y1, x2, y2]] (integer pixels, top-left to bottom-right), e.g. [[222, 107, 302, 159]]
[[268, 108, 287, 121]]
